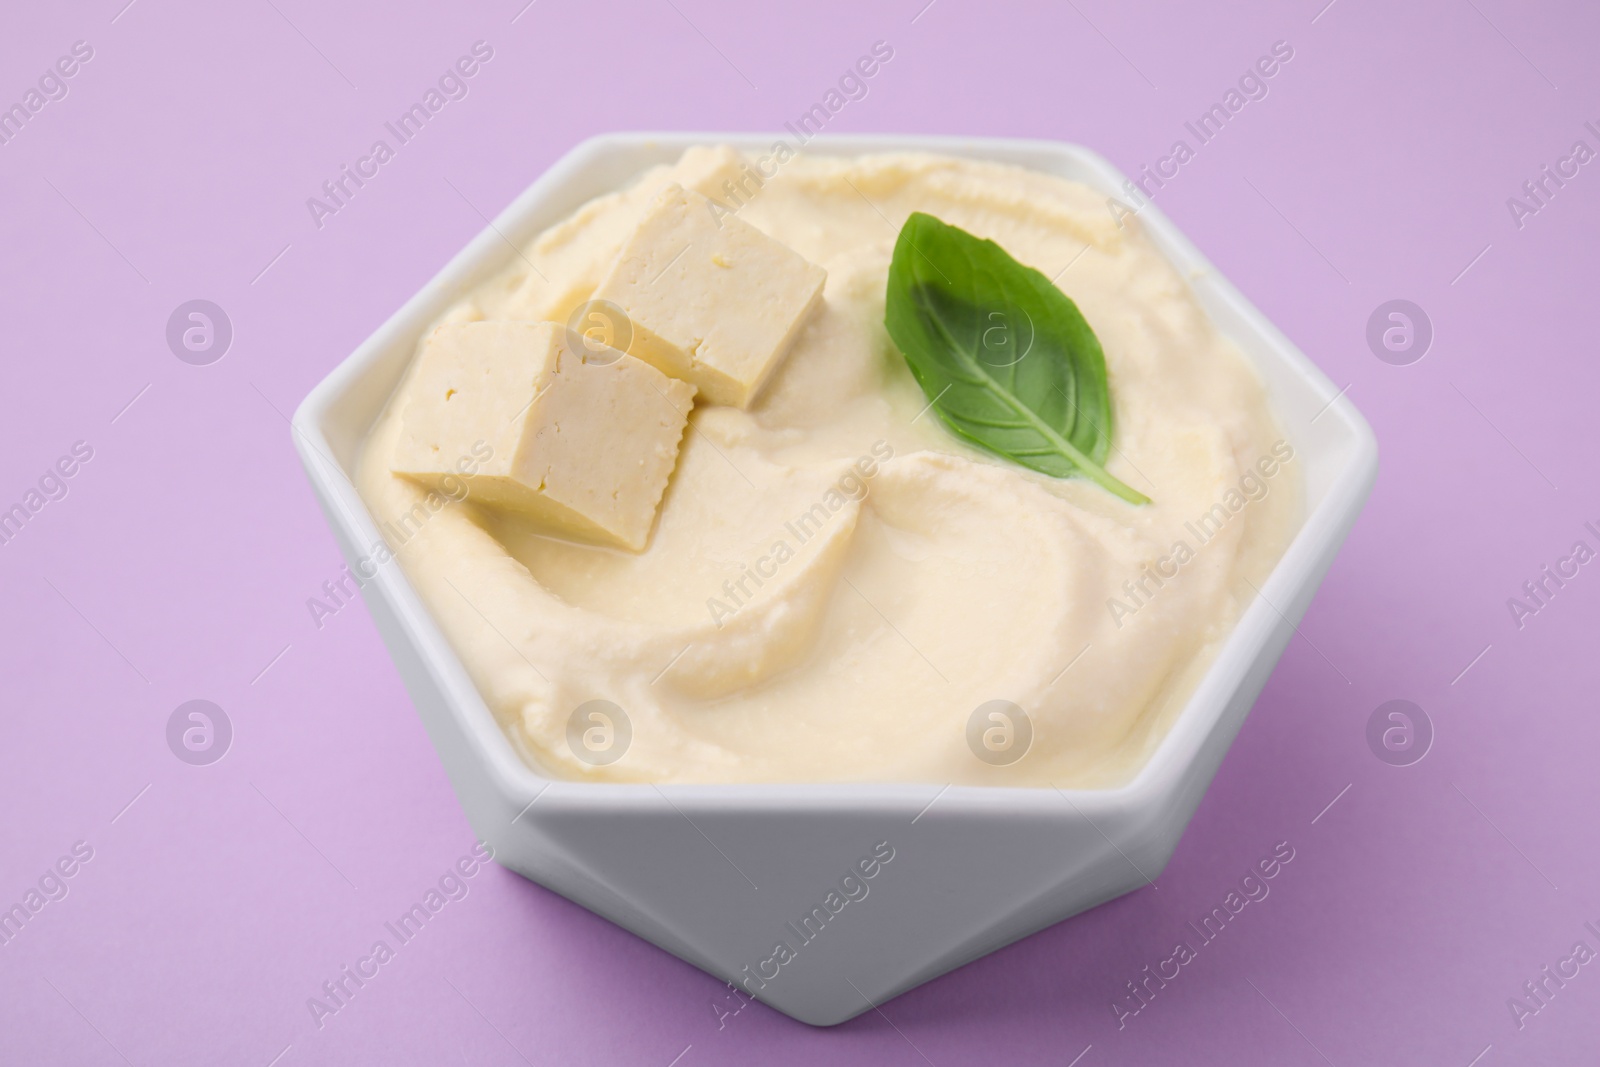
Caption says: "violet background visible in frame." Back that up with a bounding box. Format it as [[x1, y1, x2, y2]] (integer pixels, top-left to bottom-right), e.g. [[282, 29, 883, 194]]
[[2, 0, 1597, 1063]]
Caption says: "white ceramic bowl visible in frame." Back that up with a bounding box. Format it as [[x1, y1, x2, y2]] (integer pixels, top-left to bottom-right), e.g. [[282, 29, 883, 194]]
[[292, 132, 1377, 1027]]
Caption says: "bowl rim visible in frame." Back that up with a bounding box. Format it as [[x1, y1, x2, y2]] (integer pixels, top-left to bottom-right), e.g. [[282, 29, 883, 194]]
[[292, 130, 1379, 820]]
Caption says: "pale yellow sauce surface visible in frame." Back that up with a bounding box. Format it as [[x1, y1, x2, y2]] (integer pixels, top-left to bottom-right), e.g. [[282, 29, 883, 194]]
[[356, 147, 1299, 786]]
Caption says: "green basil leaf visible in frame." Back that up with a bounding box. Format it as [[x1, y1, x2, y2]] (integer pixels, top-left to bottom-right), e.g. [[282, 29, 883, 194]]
[[884, 212, 1149, 505]]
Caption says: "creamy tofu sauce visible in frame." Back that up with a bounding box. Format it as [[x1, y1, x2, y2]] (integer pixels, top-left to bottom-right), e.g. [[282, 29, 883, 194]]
[[356, 146, 1300, 786]]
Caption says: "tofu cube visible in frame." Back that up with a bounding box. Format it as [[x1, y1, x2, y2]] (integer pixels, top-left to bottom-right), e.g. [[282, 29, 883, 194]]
[[501, 148, 756, 326], [391, 321, 695, 551], [592, 183, 826, 408], [671, 144, 756, 202]]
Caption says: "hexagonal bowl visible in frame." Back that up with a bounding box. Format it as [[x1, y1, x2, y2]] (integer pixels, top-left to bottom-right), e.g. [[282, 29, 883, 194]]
[[291, 132, 1377, 1026]]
